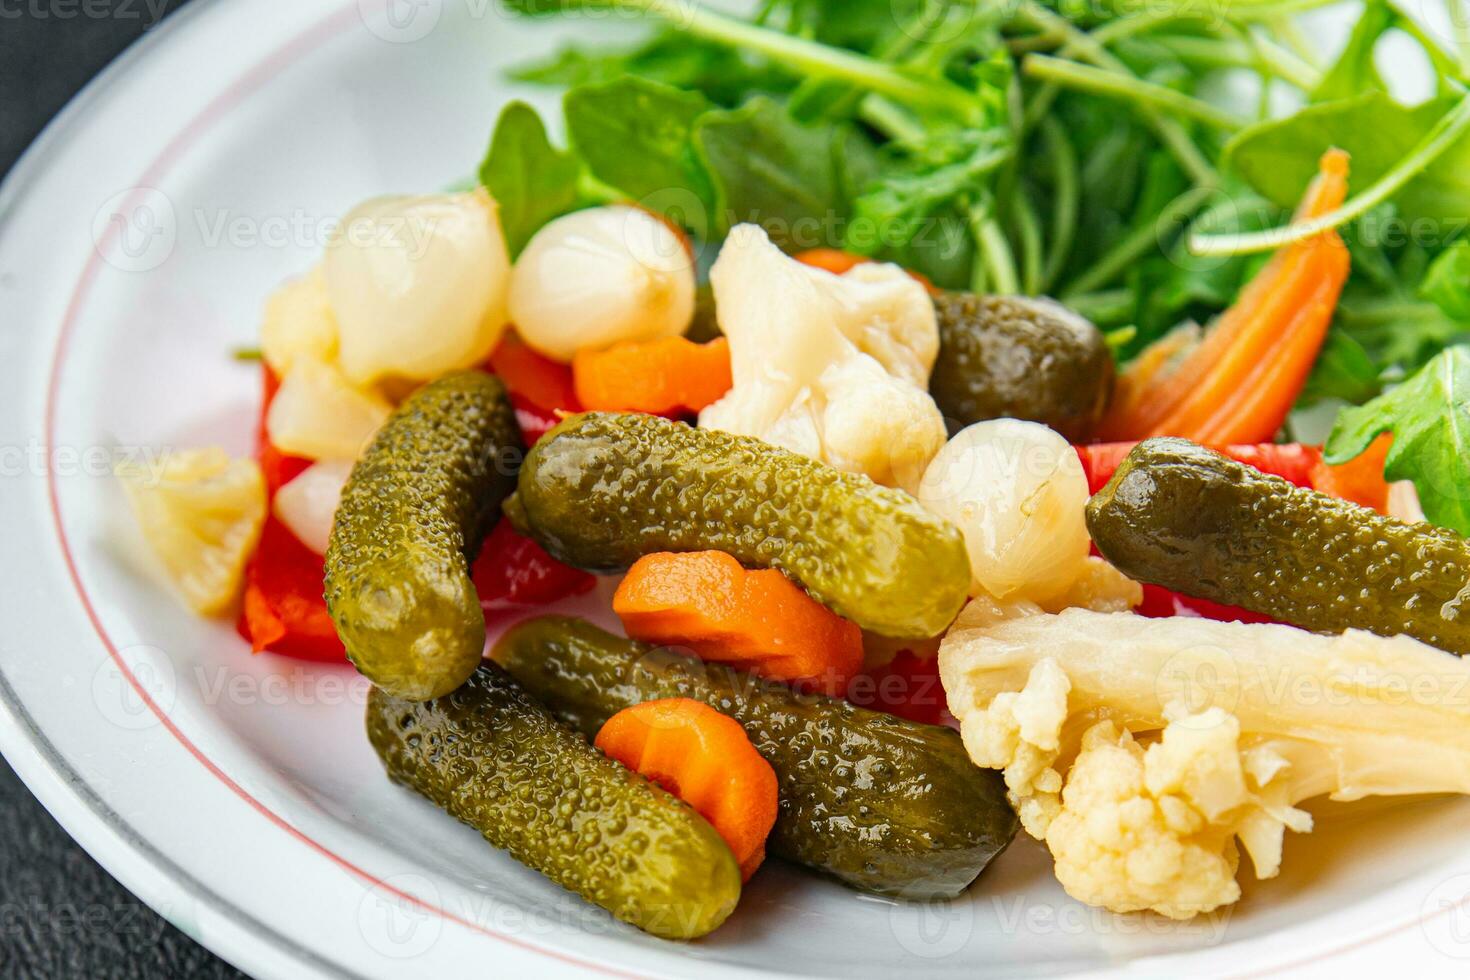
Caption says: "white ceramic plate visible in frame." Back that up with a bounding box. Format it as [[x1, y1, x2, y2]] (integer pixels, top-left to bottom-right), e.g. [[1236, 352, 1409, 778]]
[[4, 1, 1470, 976]]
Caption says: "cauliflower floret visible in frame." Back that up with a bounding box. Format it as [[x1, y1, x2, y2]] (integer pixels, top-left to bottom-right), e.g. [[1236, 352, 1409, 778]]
[[940, 600, 1470, 918], [1047, 719, 1244, 919], [698, 225, 946, 489], [117, 448, 266, 615], [958, 657, 1069, 837]]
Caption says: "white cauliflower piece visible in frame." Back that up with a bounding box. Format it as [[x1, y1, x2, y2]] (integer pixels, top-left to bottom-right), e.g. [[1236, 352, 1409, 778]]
[[1046, 718, 1246, 919], [941, 600, 1470, 918], [117, 449, 266, 616], [698, 225, 946, 489]]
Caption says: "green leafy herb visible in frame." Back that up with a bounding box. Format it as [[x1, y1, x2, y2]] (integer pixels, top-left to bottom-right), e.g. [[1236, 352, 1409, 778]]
[[478, 102, 587, 255], [1325, 347, 1470, 534], [1300, 330, 1383, 405], [694, 97, 852, 246], [1223, 93, 1470, 226], [565, 77, 715, 210], [1309, 0, 1393, 102], [1421, 239, 1470, 322]]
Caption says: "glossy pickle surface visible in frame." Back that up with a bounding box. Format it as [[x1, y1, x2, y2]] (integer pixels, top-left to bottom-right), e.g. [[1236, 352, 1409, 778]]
[[493, 616, 1018, 899]]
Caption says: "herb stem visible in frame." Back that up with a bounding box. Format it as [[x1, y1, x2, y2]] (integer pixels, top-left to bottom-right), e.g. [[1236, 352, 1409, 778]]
[[1063, 185, 1215, 298], [611, 0, 981, 119], [1338, 298, 1449, 327], [1023, 55, 1250, 131], [1038, 116, 1078, 293], [1016, 1, 1219, 187], [857, 96, 925, 143], [1010, 191, 1045, 296], [971, 205, 1020, 295], [1121, 34, 1319, 91], [1452, 0, 1470, 78], [1263, 14, 1320, 68], [1191, 92, 1470, 256]]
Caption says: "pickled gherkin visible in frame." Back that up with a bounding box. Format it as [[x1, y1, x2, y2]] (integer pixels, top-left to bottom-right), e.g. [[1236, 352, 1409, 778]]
[[1087, 438, 1470, 655], [493, 616, 1017, 898], [367, 663, 742, 939], [326, 371, 520, 701], [508, 412, 970, 638], [930, 292, 1113, 442]]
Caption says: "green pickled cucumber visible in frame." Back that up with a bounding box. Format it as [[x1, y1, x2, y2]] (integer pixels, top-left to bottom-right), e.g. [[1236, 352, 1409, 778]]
[[493, 616, 1017, 899], [930, 293, 1113, 441], [509, 412, 970, 638], [326, 371, 520, 701], [367, 663, 741, 939], [1087, 438, 1470, 654]]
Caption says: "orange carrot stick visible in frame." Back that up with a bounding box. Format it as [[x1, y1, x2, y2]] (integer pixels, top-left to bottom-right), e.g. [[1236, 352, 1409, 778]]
[[1099, 149, 1351, 443], [613, 551, 863, 695], [573, 337, 733, 416], [596, 698, 779, 881]]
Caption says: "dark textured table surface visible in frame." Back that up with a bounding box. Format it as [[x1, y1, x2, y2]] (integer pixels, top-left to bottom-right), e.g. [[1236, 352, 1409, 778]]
[[1, 3, 246, 976]]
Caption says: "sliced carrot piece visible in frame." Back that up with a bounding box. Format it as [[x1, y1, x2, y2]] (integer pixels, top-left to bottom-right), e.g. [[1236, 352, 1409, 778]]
[[596, 698, 778, 881], [573, 337, 732, 416], [1099, 149, 1351, 444], [794, 248, 938, 293], [613, 551, 863, 695]]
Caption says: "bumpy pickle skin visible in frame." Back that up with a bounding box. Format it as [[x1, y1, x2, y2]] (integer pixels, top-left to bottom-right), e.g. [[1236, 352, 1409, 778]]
[[929, 293, 1114, 442], [326, 371, 520, 701], [1087, 437, 1470, 655], [492, 616, 1018, 899], [511, 412, 970, 638], [366, 664, 741, 940]]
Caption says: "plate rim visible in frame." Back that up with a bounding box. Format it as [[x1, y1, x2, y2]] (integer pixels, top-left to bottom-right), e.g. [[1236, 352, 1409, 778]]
[[2, 1, 1467, 977]]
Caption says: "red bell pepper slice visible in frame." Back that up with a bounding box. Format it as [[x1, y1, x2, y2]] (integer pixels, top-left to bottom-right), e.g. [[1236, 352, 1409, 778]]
[[237, 516, 347, 662], [237, 367, 347, 661], [844, 650, 949, 726], [487, 331, 580, 445], [1076, 441, 1322, 496], [472, 520, 596, 615]]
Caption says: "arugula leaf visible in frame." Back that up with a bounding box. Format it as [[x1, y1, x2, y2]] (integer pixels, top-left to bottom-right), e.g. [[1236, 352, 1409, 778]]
[[1422, 239, 1470, 322], [693, 97, 851, 247], [1224, 92, 1470, 225], [564, 77, 715, 213], [478, 102, 586, 256], [1310, 0, 1393, 102], [1325, 347, 1470, 534], [1300, 329, 1383, 405], [845, 129, 1011, 257]]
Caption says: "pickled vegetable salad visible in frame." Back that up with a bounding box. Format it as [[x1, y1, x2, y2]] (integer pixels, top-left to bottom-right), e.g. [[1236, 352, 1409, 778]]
[[117, 0, 1470, 944]]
